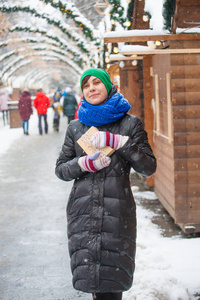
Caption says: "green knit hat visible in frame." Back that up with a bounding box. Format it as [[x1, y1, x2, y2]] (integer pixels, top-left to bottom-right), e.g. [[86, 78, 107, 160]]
[[80, 68, 112, 94]]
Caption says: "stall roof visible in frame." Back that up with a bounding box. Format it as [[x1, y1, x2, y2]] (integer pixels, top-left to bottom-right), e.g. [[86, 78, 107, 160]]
[[104, 30, 200, 43]]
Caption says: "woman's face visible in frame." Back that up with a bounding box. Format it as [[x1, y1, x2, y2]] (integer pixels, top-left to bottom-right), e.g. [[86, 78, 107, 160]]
[[82, 76, 108, 105]]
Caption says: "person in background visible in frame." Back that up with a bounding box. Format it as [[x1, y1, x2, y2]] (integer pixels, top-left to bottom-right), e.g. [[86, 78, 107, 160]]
[[51, 88, 63, 132], [53, 88, 62, 103], [55, 68, 157, 300], [0, 88, 10, 126], [18, 89, 33, 135], [33, 89, 51, 135], [62, 87, 77, 124]]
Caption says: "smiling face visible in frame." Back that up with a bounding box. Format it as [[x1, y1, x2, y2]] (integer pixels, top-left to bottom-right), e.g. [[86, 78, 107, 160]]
[[82, 76, 108, 105]]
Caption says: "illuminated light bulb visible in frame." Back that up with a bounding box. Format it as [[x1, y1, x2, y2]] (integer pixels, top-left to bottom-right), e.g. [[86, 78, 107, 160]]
[[119, 61, 125, 68], [105, 51, 109, 57], [105, 57, 110, 63], [111, 19, 115, 25], [113, 47, 119, 54], [143, 15, 149, 22], [155, 40, 161, 46], [125, 21, 131, 27], [132, 60, 138, 66], [107, 64, 110, 69]]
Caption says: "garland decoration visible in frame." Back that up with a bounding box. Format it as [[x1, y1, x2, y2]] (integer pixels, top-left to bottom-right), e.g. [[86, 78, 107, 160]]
[[43, 0, 96, 41], [1, 51, 83, 80], [0, 50, 14, 62], [0, 56, 26, 78], [9, 25, 90, 56], [108, 0, 126, 28], [0, 4, 100, 54], [127, 0, 134, 29], [163, 0, 175, 31], [0, 44, 86, 68]]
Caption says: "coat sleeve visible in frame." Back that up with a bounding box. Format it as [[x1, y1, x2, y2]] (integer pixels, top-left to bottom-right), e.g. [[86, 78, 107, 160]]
[[117, 116, 157, 177], [55, 123, 85, 181], [33, 97, 37, 108], [29, 98, 33, 114]]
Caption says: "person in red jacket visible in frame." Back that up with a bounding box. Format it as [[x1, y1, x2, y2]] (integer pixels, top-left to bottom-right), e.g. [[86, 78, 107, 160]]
[[18, 89, 33, 135], [33, 89, 51, 135]]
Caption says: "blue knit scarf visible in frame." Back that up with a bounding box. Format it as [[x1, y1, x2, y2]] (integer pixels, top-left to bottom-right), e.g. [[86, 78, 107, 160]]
[[78, 92, 131, 127]]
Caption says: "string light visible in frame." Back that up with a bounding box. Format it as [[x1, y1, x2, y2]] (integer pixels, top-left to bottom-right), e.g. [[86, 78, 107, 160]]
[[155, 40, 161, 46], [143, 15, 149, 22], [119, 61, 125, 68], [125, 21, 131, 27], [113, 47, 119, 54], [132, 60, 138, 66]]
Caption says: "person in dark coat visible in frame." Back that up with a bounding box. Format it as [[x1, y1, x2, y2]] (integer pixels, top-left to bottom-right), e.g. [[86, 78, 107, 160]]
[[18, 90, 33, 135], [55, 69, 157, 300], [62, 87, 77, 124]]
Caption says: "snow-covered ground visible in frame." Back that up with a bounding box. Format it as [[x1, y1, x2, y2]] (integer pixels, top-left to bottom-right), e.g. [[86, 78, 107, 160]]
[[0, 111, 200, 300]]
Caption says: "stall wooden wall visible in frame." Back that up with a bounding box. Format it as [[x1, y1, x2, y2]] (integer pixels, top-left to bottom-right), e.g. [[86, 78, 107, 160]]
[[170, 40, 200, 232], [119, 61, 142, 119], [153, 54, 176, 219], [153, 40, 200, 233]]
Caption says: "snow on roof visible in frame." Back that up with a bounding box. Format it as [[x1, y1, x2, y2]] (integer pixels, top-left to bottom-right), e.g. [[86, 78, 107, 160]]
[[104, 29, 169, 39], [104, 0, 200, 40]]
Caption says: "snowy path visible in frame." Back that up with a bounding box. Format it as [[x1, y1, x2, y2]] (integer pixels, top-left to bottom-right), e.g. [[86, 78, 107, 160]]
[[0, 111, 90, 300], [0, 110, 200, 300]]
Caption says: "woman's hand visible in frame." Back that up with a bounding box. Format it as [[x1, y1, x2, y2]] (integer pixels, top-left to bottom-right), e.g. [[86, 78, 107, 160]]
[[78, 151, 111, 172], [91, 131, 128, 150]]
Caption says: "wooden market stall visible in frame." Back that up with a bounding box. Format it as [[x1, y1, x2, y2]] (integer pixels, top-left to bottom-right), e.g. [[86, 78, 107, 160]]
[[9, 88, 21, 128], [104, 0, 200, 234]]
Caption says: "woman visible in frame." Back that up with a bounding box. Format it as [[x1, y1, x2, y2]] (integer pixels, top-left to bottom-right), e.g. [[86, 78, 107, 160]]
[[0, 88, 10, 126], [18, 90, 33, 135], [55, 68, 157, 300]]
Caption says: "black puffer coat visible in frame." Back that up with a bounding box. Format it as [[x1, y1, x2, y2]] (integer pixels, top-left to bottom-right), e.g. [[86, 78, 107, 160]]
[[55, 115, 156, 293]]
